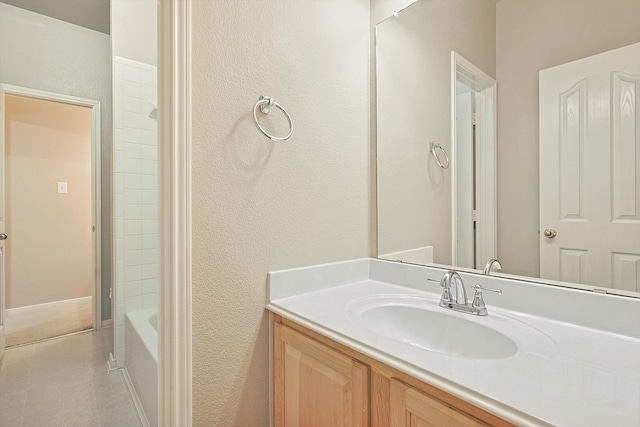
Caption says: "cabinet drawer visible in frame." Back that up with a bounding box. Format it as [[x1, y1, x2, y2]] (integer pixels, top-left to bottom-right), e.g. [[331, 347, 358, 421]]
[[390, 378, 488, 427]]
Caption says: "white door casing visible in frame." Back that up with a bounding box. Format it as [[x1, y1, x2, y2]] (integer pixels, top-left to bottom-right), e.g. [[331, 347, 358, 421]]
[[539, 42, 640, 292], [451, 52, 497, 269], [455, 91, 475, 268], [0, 84, 6, 359], [158, 0, 193, 424], [0, 83, 102, 339]]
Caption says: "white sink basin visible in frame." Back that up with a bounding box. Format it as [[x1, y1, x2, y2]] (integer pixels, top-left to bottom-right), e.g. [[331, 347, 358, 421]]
[[344, 294, 562, 360], [360, 304, 518, 359]]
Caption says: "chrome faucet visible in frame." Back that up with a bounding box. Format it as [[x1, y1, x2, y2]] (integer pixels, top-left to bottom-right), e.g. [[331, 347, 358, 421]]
[[436, 270, 502, 316], [439, 270, 467, 306], [483, 258, 502, 275]]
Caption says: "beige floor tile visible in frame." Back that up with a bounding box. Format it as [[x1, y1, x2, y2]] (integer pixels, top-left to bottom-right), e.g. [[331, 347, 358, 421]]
[[0, 329, 142, 427]]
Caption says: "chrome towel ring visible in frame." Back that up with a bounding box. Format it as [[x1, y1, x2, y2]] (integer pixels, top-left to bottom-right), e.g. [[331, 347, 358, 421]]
[[252, 96, 293, 141], [430, 141, 450, 169]]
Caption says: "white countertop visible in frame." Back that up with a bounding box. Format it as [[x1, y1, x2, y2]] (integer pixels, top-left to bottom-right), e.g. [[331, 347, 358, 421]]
[[266, 258, 640, 427]]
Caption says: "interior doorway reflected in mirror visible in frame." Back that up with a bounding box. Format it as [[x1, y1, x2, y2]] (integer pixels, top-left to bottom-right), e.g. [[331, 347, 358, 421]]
[[452, 52, 497, 271]]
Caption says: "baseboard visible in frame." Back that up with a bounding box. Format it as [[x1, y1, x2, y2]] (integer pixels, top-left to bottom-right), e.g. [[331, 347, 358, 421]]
[[5, 296, 93, 347], [107, 352, 118, 371], [101, 319, 113, 328], [123, 367, 150, 427], [5, 295, 92, 314]]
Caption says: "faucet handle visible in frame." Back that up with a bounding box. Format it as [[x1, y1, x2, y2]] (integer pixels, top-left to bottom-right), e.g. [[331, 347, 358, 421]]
[[470, 284, 502, 295], [427, 277, 453, 290], [469, 284, 502, 315], [428, 278, 453, 305]]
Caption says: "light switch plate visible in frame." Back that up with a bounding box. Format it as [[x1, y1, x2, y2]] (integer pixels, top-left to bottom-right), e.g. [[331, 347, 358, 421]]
[[57, 182, 68, 194]]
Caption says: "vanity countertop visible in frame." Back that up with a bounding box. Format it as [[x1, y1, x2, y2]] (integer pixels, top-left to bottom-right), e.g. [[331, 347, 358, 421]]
[[266, 258, 640, 427]]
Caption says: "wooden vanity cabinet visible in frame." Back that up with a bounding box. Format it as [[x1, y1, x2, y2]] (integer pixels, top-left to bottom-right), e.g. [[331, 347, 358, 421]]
[[389, 378, 489, 427], [274, 322, 370, 426], [273, 315, 514, 427]]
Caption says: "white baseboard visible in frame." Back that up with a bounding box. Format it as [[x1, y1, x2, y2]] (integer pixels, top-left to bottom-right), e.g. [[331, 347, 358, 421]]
[[107, 352, 118, 371], [5, 296, 93, 347], [123, 367, 150, 427]]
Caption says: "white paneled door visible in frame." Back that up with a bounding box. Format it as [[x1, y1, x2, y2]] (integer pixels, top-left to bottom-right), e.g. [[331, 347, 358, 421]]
[[540, 42, 640, 292]]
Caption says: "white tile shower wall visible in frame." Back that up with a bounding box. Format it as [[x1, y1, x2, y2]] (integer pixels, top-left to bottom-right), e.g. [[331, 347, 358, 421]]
[[113, 57, 158, 367]]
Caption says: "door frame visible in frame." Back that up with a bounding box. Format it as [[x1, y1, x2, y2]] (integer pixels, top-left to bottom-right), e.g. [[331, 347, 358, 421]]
[[0, 83, 102, 330], [450, 52, 497, 268], [158, 0, 193, 425]]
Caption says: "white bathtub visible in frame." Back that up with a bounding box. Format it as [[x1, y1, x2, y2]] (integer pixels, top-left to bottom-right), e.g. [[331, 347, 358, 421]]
[[125, 309, 158, 427]]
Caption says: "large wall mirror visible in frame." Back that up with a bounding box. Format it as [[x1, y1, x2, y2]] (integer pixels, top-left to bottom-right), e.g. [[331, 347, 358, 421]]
[[376, 0, 640, 297]]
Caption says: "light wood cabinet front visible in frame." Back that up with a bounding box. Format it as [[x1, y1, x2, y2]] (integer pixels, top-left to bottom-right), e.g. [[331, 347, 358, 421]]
[[273, 316, 514, 427], [389, 378, 488, 427], [274, 323, 370, 427]]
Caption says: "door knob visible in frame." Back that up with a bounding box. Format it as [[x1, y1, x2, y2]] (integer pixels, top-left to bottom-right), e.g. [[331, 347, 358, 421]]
[[0, 233, 7, 240], [543, 228, 557, 238]]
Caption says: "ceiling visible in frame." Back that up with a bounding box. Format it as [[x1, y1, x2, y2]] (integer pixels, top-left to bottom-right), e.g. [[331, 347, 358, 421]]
[[0, 0, 110, 34]]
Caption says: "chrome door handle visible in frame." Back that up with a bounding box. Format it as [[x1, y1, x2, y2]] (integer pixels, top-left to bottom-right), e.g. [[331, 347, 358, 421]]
[[543, 228, 557, 238], [0, 233, 7, 240]]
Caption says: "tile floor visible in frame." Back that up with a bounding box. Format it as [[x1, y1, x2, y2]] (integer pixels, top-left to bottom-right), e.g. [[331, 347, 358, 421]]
[[0, 328, 143, 427]]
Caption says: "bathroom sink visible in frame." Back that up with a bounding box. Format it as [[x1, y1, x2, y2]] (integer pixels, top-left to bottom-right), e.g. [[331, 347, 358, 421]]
[[346, 296, 520, 359], [360, 304, 518, 359]]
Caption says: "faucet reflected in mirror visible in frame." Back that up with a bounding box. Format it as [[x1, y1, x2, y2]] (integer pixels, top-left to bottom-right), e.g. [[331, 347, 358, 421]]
[[375, 0, 640, 298], [483, 259, 502, 275]]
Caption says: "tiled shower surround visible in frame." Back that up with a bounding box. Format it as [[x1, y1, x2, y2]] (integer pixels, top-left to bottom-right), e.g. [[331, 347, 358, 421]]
[[113, 57, 158, 367]]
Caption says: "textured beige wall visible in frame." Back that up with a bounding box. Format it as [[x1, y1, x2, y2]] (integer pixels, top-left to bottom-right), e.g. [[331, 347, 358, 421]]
[[191, 0, 370, 425], [376, 0, 496, 264], [496, 0, 640, 277], [5, 95, 92, 308]]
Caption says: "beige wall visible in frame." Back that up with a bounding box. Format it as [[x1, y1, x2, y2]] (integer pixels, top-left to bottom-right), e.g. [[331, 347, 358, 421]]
[[376, 0, 496, 263], [5, 94, 92, 308], [496, 0, 640, 277], [191, 0, 370, 424], [369, 0, 417, 257]]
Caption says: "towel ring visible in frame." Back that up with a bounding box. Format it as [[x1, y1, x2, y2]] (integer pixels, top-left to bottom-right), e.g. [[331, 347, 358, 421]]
[[430, 141, 450, 169], [252, 96, 293, 141]]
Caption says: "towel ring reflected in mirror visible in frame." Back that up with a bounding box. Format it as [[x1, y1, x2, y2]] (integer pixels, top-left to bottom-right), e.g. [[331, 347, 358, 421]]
[[430, 141, 450, 169]]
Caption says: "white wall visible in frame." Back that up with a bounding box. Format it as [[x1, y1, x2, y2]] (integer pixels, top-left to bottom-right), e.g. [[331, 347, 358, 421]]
[[113, 57, 158, 367], [496, 0, 640, 277], [191, 0, 370, 424], [376, 0, 496, 264], [0, 2, 112, 320], [111, 0, 157, 66]]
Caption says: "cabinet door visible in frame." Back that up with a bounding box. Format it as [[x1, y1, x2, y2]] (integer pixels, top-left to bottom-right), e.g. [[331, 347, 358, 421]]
[[274, 323, 369, 427], [390, 379, 488, 427]]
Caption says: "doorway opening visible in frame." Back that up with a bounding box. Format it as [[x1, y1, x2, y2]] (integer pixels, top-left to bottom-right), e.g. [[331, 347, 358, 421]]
[[0, 84, 102, 351], [451, 52, 497, 269]]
